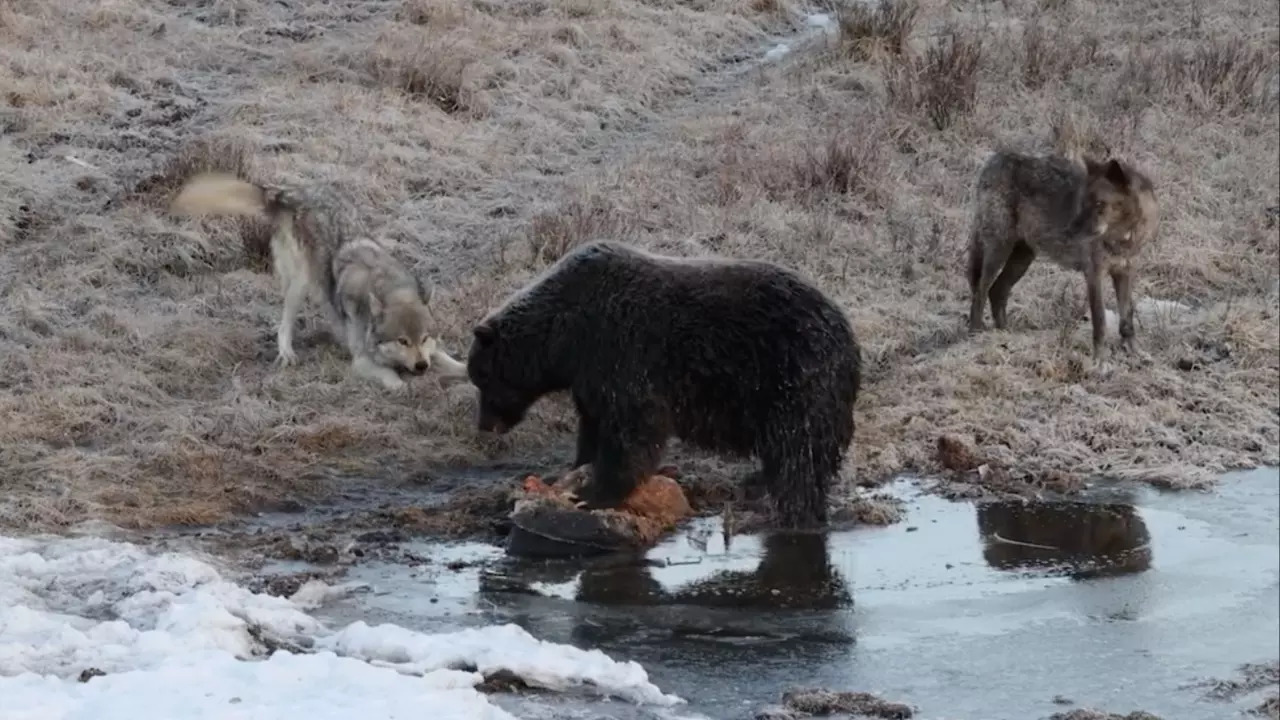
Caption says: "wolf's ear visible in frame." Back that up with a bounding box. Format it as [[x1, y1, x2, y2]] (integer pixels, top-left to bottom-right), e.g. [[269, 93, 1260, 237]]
[[474, 323, 496, 345], [1104, 158, 1129, 187], [367, 292, 384, 319]]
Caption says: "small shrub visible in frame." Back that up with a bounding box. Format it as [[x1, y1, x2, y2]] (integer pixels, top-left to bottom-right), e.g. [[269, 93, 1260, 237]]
[[1179, 39, 1275, 112], [396, 0, 468, 27], [791, 130, 883, 199], [1112, 38, 1275, 115], [750, 0, 784, 15], [838, 0, 918, 61], [526, 195, 627, 265], [1020, 19, 1097, 89], [1048, 108, 1111, 162], [363, 29, 477, 114], [1110, 45, 1170, 114], [885, 26, 983, 131]]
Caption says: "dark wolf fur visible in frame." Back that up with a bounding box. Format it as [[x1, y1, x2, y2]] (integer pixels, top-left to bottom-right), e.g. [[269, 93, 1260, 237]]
[[966, 150, 1160, 360], [466, 241, 862, 529]]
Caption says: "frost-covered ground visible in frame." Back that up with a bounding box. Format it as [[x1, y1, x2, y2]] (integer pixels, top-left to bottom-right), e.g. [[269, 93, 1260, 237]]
[[0, 535, 682, 720]]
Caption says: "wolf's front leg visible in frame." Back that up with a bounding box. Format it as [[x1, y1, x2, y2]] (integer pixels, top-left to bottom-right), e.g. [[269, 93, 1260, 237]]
[[1110, 265, 1137, 354], [429, 346, 470, 379], [275, 277, 309, 367], [352, 354, 407, 391], [344, 320, 405, 391]]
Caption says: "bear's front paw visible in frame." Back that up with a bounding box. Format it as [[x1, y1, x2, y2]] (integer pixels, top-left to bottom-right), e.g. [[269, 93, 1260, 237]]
[[567, 484, 624, 512]]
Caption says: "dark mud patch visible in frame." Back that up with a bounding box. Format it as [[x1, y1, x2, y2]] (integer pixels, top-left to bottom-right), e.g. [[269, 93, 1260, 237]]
[[930, 433, 1088, 501], [755, 687, 914, 718], [1194, 660, 1280, 701], [1253, 695, 1280, 720], [374, 484, 515, 539], [1046, 711, 1163, 720], [1188, 660, 1280, 719], [185, 453, 907, 579]]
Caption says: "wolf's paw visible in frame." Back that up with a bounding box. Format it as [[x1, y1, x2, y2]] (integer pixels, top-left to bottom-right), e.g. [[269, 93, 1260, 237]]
[[1127, 348, 1154, 366], [1087, 357, 1115, 377], [379, 374, 408, 392], [275, 347, 299, 368]]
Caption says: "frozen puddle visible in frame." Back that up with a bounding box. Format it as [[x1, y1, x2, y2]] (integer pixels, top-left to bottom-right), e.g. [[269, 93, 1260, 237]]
[[0, 535, 682, 720], [313, 468, 1279, 720], [760, 13, 838, 63]]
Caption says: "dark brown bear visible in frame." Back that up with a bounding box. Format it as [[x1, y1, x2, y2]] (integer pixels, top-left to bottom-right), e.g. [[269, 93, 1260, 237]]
[[465, 241, 861, 529]]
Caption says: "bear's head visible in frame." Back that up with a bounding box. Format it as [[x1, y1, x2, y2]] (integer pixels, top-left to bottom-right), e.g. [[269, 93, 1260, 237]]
[[466, 321, 542, 434]]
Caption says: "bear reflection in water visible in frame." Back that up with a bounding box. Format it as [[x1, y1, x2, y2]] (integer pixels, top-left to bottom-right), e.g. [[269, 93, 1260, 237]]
[[572, 532, 852, 611], [976, 499, 1152, 580]]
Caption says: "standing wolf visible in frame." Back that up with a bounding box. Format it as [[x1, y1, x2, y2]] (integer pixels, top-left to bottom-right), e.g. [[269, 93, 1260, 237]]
[[966, 151, 1160, 361], [464, 241, 862, 529], [170, 172, 469, 390]]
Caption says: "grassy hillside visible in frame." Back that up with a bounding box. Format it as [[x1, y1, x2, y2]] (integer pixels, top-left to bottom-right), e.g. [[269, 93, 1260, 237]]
[[1, 0, 1276, 530]]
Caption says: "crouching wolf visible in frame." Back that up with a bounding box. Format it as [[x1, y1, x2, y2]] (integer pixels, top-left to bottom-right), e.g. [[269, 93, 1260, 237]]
[[170, 173, 469, 390], [966, 151, 1159, 361], [464, 241, 862, 529]]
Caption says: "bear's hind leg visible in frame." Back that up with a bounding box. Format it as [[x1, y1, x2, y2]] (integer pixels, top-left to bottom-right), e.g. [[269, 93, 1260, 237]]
[[761, 443, 832, 529]]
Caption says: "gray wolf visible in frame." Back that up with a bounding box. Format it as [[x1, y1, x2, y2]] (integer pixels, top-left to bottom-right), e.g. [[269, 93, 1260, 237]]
[[965, 151, 1160, 361], [169, 172, 469, 390], [464, 240, 861, 529]]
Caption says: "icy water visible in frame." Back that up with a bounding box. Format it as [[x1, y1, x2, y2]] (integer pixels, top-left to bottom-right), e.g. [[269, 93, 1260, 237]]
[[308, 468, 1280, 719]]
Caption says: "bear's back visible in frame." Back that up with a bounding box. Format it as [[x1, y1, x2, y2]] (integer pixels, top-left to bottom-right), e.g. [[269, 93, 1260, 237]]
[[563, 242, 855, 390]]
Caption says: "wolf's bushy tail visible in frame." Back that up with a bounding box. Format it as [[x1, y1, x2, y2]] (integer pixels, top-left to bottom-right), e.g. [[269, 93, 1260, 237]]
[[170, 172, 271, 220]]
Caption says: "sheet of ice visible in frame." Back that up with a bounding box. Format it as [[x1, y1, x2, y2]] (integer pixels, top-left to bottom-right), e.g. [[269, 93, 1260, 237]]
[[0, 535, 682, 719], [764, 43, 791, 61]]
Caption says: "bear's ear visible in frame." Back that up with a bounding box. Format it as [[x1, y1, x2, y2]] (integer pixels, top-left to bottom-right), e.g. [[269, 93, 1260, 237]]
[[474, 323, 496, 345]]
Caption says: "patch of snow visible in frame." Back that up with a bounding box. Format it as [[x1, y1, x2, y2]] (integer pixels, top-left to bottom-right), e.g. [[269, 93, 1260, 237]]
[[1097, 296, 1194, 338], [320, 622, 676, 706], [764, 43, 791, 62], [1136, 297, 1193, 317], [0, 535, 683, 719], [803, 12, 836, 31], [286, 578, 369, 610]]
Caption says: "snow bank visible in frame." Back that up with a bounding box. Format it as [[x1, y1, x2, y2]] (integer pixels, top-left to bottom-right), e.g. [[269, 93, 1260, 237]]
[[0, 535, 682, 719]]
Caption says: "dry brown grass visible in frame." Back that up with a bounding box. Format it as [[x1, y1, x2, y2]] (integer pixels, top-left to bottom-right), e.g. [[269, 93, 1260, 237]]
[[1, 0, 1277, 532], [837, 0, 918, 61], [884, 23, 985, 131]]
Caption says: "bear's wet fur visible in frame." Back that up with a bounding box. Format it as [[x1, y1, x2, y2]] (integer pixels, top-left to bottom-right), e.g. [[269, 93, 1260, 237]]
[[466, 241, 861, 528]]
